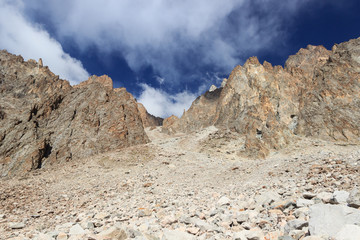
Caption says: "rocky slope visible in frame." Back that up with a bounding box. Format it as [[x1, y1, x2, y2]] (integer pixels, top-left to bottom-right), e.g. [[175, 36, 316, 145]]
[[1, 126, 359, 240], [164, 37, 360, 158], [0, 50, 149, 177]]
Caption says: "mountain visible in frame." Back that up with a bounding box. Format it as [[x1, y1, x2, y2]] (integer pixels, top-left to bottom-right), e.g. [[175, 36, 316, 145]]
[[163, 37, 360, 158], [0, 51, 149, 177]]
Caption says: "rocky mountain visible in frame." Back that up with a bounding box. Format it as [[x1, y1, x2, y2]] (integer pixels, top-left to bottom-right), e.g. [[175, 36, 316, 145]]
[[163, 37, 360, 158], [0, 50, 149, 177]]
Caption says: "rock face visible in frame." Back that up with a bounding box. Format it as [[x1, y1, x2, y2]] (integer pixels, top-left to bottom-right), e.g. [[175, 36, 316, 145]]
[[163, 37, 360, 158], [136, 102, 163, 128], [0, 50, 149, 177]]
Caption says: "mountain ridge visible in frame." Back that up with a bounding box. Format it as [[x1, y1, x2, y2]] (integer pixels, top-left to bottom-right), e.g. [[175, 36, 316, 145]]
[[163, 37, 360, 158]]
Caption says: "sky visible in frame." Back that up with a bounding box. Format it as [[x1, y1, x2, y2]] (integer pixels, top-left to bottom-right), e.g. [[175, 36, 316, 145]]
[[0, 0, 359, 118]]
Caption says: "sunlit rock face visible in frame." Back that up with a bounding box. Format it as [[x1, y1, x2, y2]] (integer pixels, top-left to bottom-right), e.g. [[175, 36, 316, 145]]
[[0, 51, 149, 177], [163, 37, 360, 158]]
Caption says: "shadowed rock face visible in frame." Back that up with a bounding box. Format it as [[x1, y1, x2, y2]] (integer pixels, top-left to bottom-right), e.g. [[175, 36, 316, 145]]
[[0, 50, 149, 177], [163, 37, 360, 158]]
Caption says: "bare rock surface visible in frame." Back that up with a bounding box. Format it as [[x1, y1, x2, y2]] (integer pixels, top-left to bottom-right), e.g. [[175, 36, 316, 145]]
[[163, 37, 360, 158], [2, 38, 360, 240], [1, 126, 359, 239], [0, 50, 148, 177]]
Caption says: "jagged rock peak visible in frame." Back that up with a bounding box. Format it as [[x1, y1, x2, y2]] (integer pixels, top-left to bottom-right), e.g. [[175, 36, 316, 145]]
[[0, 50, 149, 177], [75, 74, 113, 90], [163, 37, 360, 159]]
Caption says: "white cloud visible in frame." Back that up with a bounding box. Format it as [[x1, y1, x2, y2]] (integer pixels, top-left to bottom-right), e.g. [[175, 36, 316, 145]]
[[137, 84, 197, 118], [155, 76, 165, 85], [21, 0, 310, 86], [0, 0, 89, 84]]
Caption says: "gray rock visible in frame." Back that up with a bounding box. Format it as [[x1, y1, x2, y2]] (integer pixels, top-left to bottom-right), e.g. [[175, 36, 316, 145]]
[[97, 226, 127, 240], [347, 188, 360, 208], [233, 231, 247, 240], [289, 229, 307, 240], [335, 224, 360, 240], [69, 224, 86, 235], [46, 231, 59, 239], [284, 219, 309, 234], [245, 229, 264, 240], [161, 229, 195, 240], [190, 218, 217, 232], [303, 192, 317, 199], [316, 192, 333, 203], [128, 228, 143, 238], [309, 204, 360, 237], [293, 207, 309, 219], [302, 237, 324, 240], [278, 237, 295, 240], [87, 222, 95, 229], [296, 198, 314, 208], [9, 222, 25, 229], [34, 233, 52, 240], [255, 191, 281, 207], [236, 212, 249, 223], [217, 196, 230, 206], [233, 229, 264, 240], [332, 191, 350, 205]]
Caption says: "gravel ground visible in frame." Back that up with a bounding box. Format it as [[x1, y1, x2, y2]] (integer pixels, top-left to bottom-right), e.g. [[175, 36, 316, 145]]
[[1, 126, 360, 239]]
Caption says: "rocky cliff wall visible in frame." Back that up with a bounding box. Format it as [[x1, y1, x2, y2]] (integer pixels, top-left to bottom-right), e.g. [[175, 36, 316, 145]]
[[163, 37, 360, 158], [0, 51, 149, 177]]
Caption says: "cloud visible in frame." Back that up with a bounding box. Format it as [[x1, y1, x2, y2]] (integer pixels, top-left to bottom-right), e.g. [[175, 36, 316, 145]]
[[154, 76, 165, 85], [0, 0, 89, 84], [20, 0, 316, 88], [137, 84, 197, 118]]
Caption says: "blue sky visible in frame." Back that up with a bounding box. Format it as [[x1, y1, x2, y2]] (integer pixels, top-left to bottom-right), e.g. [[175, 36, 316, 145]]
[[1, 0, 359, 118]]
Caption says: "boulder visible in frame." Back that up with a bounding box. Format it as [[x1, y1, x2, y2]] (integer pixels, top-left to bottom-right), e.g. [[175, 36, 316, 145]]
[[309, 204, 360, 237], [347, 188, 360, 208], [161, 229, 195, 240], [96, 226, 127, 240]]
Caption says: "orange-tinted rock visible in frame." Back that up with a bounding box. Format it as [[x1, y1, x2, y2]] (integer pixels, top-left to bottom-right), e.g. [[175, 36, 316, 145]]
[[163, 37, 360, 158], [0, 50, 148, 177], [162, 115, 180, 134], [75, 74, 113, 91]]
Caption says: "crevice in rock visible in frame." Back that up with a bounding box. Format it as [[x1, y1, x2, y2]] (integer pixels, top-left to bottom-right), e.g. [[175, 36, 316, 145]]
[[51, 96, 63, 111], [34, 141, 53, 169], [0, 109, 5, 120], [28, 105, 38, 121], [256, 129, 263, 139], [71, 110, 76, 121]]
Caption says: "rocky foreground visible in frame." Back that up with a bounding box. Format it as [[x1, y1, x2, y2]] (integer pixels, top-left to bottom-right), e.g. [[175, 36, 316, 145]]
[[1, 127, 359, 240]]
